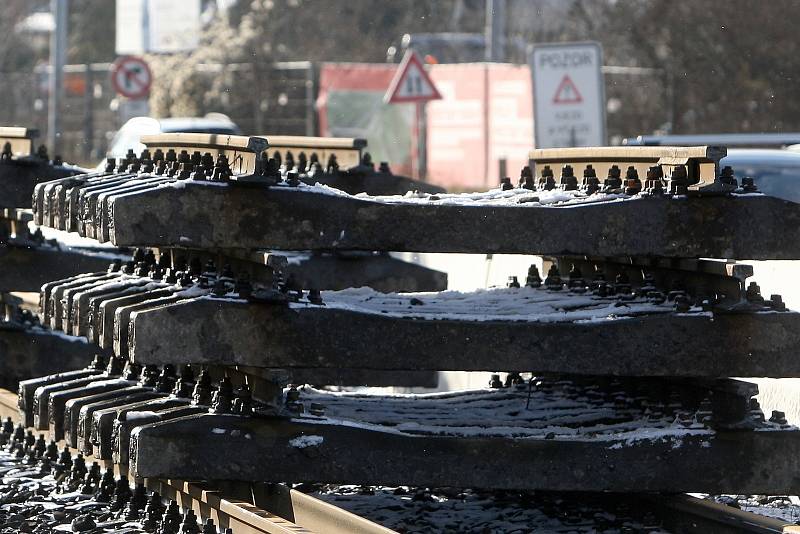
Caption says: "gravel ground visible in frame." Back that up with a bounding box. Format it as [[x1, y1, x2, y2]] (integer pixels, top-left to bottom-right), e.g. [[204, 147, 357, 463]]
[[0, 443, 223, 533], [307, 485, 669, 533]]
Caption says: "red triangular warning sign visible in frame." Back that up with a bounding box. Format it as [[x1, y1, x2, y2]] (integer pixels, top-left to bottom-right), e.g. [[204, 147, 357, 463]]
[[385, 50, 442, 104], [552, 75, 583, 104]]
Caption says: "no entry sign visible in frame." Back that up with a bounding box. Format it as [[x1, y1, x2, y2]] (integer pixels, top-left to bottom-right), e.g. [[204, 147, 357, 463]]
[[111, 55, 152, 99], [530, 42, 605, 149]]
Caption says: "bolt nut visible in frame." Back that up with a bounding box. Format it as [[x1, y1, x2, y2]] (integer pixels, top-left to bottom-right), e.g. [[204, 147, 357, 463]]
[[769, 410, 787, 425], [770, 294, 786, 311]]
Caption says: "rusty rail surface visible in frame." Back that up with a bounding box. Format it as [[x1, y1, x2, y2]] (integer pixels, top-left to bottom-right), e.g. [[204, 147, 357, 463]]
[[140, 133, 267, 176], [259, 135, 366, 170], [530, 145, 726, 191], [0, 126, 37, 157], [152, 479, 394, 534]]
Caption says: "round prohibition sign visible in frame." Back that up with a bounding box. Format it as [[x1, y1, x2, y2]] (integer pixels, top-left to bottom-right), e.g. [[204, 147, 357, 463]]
[[111, 56, 152, 99]]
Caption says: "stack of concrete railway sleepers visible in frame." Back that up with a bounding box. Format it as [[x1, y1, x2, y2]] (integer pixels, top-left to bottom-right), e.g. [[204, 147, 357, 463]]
[[0, 132, 451, 533], [12, 133, 800, 532], [0, 126, 117, 294], [0, 127, 121, 390], [0, 127, 82, 208]]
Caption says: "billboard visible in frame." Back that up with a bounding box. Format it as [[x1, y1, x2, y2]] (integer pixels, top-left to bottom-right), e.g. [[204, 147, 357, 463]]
[[116, 0, 201, 55], [318, 62, 534, 190]]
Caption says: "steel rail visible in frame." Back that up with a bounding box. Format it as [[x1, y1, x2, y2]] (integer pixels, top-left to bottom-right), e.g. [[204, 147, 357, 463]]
[[643, 494, 800, 534]]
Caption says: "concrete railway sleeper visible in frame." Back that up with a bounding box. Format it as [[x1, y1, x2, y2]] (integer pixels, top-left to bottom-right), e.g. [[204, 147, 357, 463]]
[[14, 358, 799, 494], [28, 135, 800, 259], [29, 247, 798, 377]]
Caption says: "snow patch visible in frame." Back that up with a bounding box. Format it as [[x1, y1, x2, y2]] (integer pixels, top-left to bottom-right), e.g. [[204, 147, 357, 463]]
[[125, 411, 160, 422], [292, 385, 718, 444], [175, 285, 211, 298], [290, 285, 685, 324], [289, 435, 324, 448]]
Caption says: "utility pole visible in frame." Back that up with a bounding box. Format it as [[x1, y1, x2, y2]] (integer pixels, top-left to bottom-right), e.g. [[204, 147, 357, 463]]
[[48, 0, 68, 156], [82, 63, 93, 161], [483, 0, 506, 189], [484, 0, 506, 62]]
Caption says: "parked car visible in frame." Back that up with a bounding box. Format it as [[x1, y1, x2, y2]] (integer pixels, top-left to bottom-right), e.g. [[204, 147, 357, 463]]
[[721, 149, 800, 203], [623, 133, 800, 148], [105, 114, 241, 161]]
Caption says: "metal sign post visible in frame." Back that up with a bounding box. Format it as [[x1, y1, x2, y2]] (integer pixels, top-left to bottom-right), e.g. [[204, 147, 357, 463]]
[[385, 50, 442, 180], [48, 0, 68, 157], [530, 41, 606, 149]]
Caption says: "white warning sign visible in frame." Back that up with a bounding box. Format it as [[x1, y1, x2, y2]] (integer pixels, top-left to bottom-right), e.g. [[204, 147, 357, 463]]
[[384, 50, 442, 104], [530, 42, 605, 148]]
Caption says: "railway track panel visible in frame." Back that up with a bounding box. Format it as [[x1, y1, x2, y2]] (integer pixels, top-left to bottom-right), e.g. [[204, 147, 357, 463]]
[[130, 410, 800, 494], [127, 382, 800, 494], [32, 252, 796, 378], [280, 251, 447, 293], [96, 183, 800, 258], [0, 291, 95, 390], [168, 248, 447, 293], [0, 244, 123, 292], [123, 287, 800, 376], [0, 385, 396, 534], [13, 132, 800, 531], [0, 325, 95, 388], [548, 255, 753, 304], [26, 135, 800, 259]]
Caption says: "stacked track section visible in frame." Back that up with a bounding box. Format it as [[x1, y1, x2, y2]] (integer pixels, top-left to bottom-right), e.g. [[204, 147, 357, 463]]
[[11, 132, 800, 532], [0, 127, 119, 390], [0, 131, 452, 532]]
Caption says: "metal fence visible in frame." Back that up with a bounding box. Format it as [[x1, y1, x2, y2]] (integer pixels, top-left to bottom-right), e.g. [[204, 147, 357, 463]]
[[0, 61, 317, 167]]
